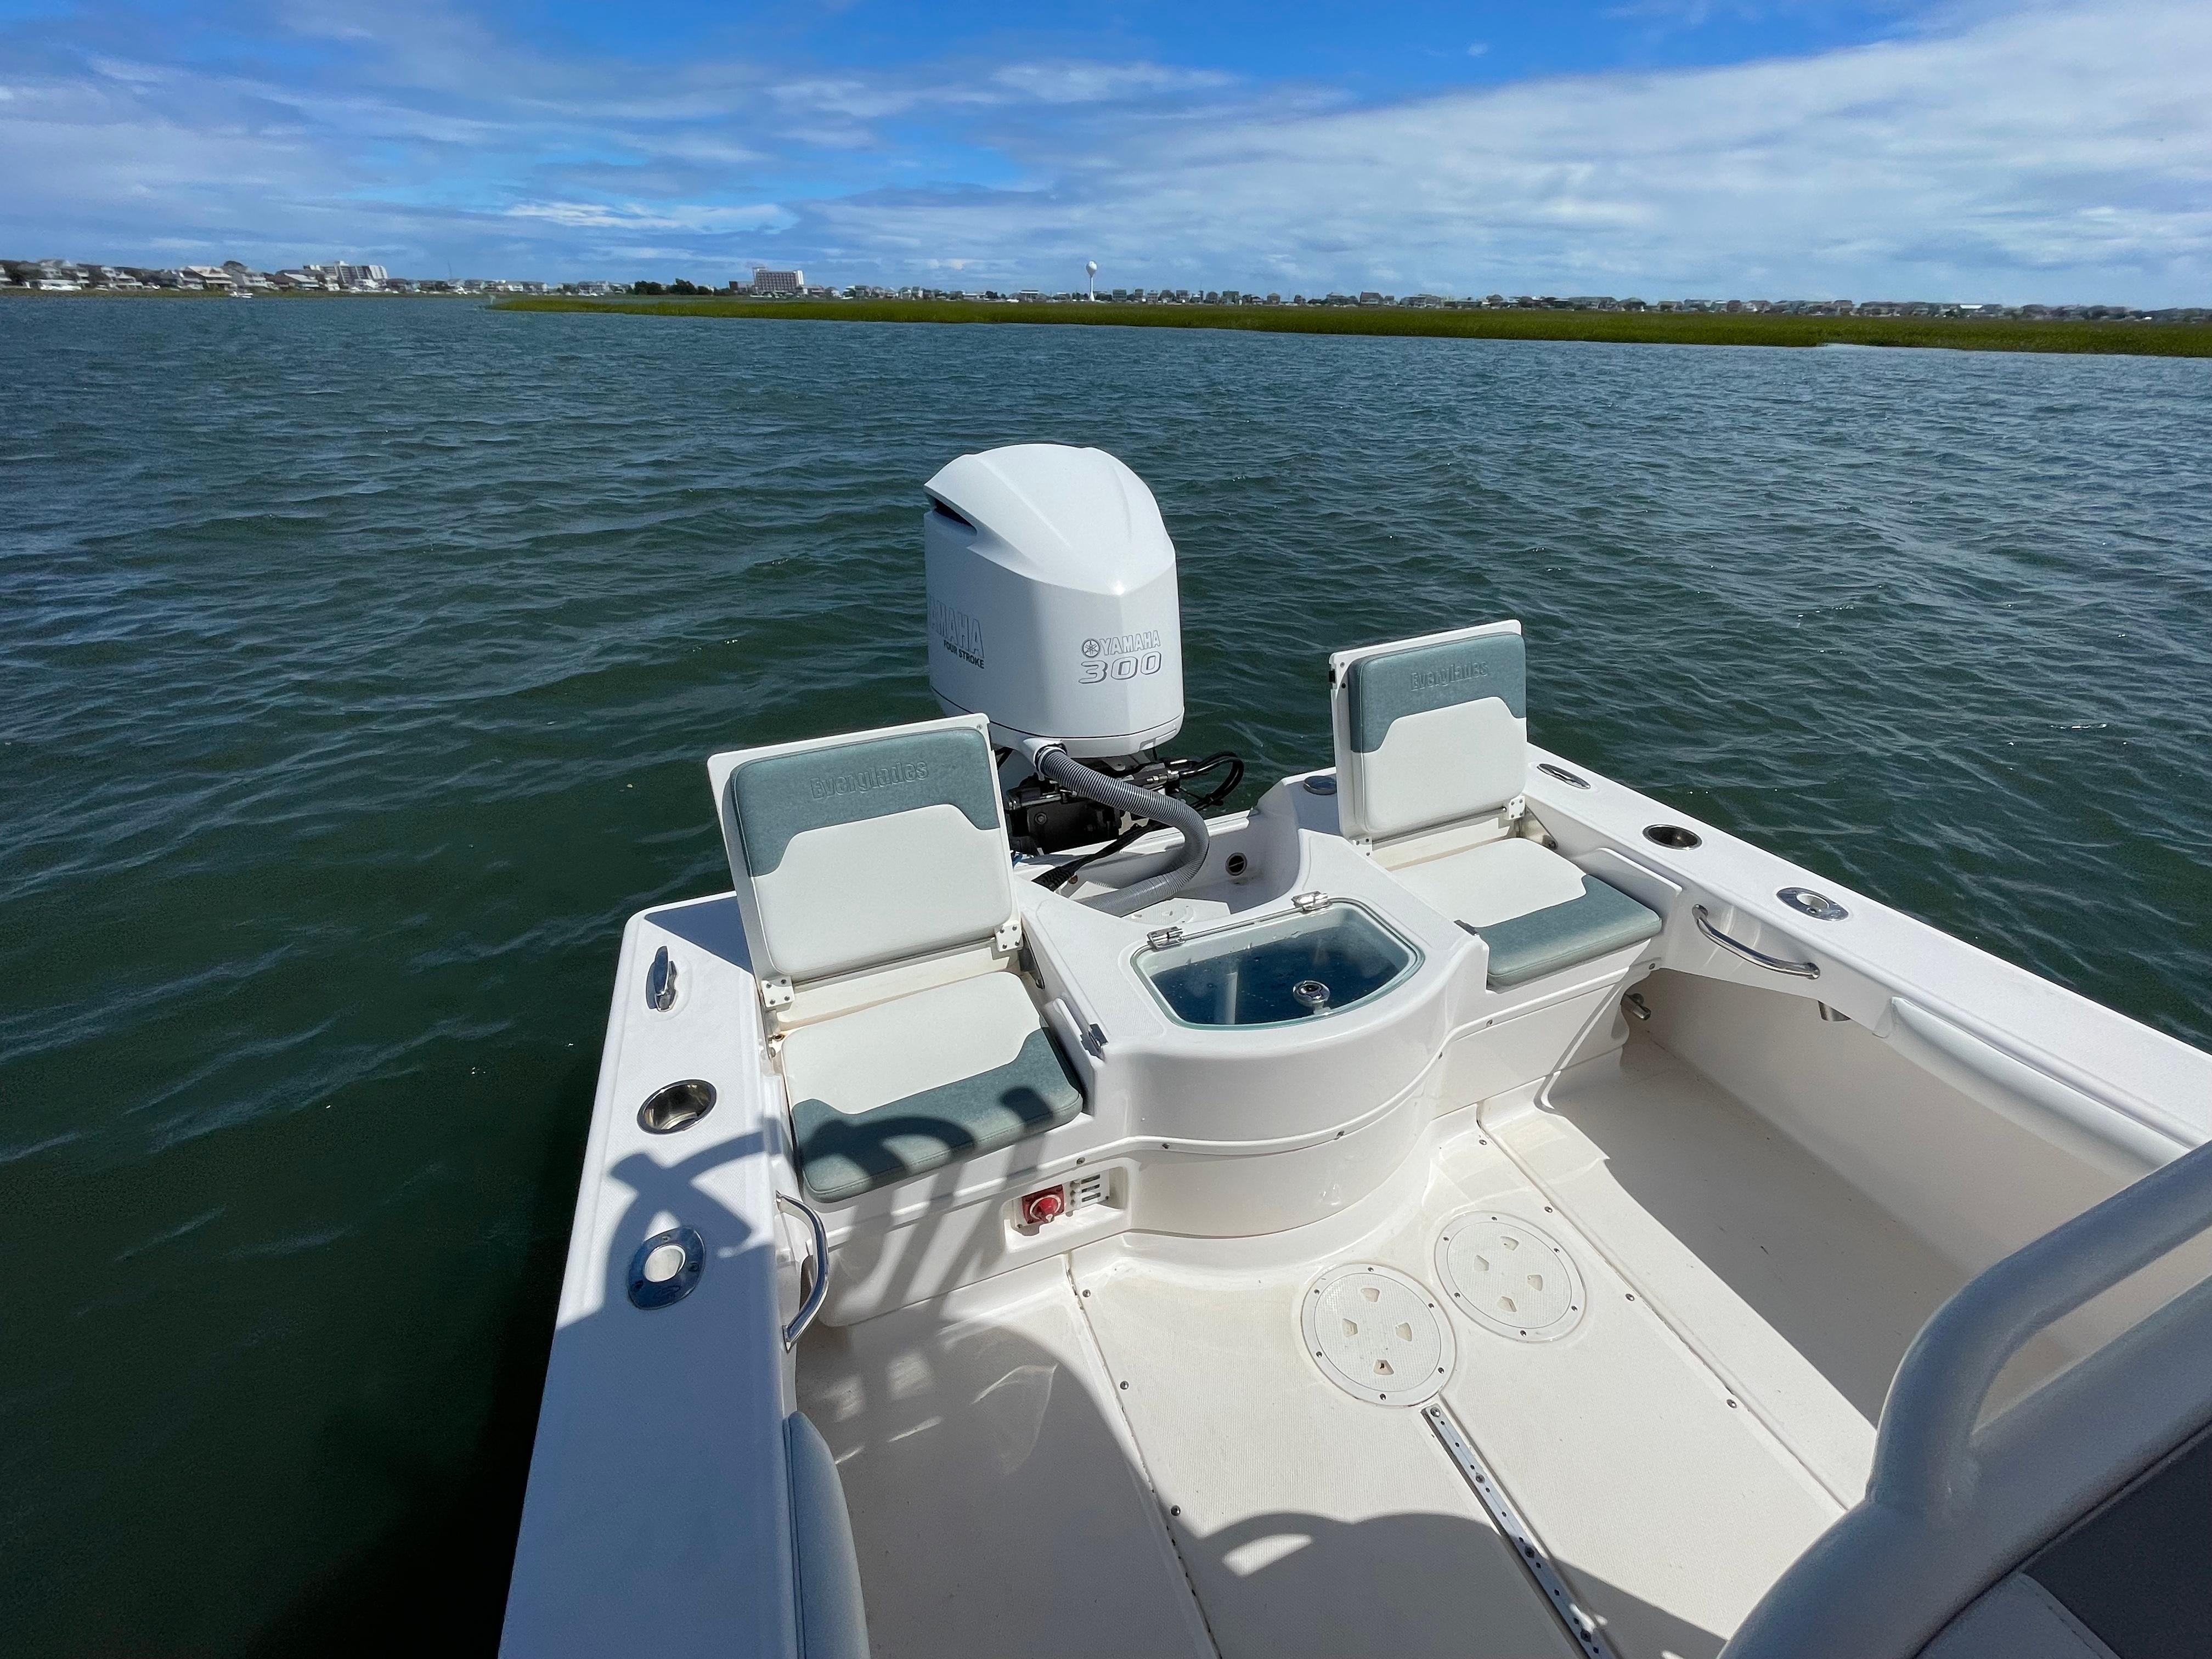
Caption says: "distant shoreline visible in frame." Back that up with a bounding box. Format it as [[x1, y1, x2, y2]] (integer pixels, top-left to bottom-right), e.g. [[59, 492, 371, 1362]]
[[489, 295, 2212, 358]]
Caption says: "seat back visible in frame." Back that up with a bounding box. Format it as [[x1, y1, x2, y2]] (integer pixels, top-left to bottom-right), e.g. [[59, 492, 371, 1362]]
[[1328, 621, 1527, 843], [1725, 1136, 2212, 1659], [709, 714, 1015, 990]]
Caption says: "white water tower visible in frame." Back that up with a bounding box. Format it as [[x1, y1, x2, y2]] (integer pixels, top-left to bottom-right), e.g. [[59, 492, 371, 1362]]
[[1086, 261, 1098, 301]]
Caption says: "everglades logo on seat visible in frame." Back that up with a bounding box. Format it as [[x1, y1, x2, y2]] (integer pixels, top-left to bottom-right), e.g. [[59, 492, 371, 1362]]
[[809, 759, 929, 802], [1408, 657, 1491, 696], [930, 598, 985, 669]]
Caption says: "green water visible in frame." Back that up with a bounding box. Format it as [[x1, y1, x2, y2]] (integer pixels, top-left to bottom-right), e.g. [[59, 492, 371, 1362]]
[[4, 299, 2208, 1655]]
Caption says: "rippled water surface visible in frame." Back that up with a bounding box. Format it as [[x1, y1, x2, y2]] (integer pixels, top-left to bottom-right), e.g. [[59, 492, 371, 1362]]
[[4, 299, 2209, 1654]]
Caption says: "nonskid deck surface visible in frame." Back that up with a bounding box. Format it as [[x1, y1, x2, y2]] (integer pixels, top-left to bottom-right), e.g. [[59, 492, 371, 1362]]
[[798, 1042, 1982, 1659], [795, 1265, 1214, 1659]]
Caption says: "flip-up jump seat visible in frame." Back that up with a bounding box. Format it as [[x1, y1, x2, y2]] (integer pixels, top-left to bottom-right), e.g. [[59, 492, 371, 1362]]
[[708, 714, 1084, 1206], [1329, 621, 1661, 989]]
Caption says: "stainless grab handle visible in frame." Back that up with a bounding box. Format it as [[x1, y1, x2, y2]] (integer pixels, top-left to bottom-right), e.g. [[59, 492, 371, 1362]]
[[775, 1190, 831, 1350], [1874, 1134, 2212, 1520], [1693, 904, 1820, 979]]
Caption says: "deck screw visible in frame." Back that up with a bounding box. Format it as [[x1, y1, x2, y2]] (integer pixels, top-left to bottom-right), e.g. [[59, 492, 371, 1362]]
[[1119, 1380, 1129, 1390], [1171, 1505, 1181, 1516]]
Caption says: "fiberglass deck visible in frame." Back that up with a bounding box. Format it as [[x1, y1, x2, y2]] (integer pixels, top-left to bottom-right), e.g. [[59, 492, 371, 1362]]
[[796, 1034, 1990, 1659]]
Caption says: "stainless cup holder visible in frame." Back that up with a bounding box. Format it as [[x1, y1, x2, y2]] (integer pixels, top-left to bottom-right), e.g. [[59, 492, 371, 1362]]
[[638, 1079, 717, 1135]]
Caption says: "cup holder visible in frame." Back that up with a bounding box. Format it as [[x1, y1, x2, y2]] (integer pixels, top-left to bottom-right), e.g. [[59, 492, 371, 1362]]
[[638, 1079, 717, 1135], [1643, 823, 1703, 850]]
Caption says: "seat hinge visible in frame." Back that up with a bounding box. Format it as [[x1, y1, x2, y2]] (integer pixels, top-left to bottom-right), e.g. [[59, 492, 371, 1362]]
[[994, 916, 1023, 954], [1505, 794, 1528, 823], [760, 974, 794, 1010]]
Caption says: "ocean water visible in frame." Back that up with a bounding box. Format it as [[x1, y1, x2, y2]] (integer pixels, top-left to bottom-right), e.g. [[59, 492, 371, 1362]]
[[3, 298, 2208, 1654]]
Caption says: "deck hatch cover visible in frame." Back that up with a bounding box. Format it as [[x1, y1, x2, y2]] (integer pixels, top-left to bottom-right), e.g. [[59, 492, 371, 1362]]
[[1436, 1212, 1587, 1342], [1300, 1263, 1455, 1407]]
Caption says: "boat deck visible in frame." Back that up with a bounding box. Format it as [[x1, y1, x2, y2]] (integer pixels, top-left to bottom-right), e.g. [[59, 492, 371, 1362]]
[[796, 1035, 1986, 1659]]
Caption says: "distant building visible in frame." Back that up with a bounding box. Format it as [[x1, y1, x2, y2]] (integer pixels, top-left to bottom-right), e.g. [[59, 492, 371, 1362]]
[[296, 262, 387, 287], [754, 268, 804, 295]]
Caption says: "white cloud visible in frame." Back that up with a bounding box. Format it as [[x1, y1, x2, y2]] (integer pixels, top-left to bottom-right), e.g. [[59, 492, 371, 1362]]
[[504, 200, 792, 233], [793, 1, 2212, 302], [2, 0, 2206, 301]]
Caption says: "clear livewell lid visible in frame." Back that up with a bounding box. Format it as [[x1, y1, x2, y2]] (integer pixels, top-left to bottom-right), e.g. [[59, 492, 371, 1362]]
[[1135, 898, 1419, 1029]]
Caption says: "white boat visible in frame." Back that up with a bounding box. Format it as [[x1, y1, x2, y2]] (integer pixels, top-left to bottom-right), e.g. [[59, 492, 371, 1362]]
[[501, 445, 2212, 1659]]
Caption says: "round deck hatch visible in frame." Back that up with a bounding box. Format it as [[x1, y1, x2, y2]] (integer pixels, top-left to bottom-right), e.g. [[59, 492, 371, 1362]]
[[1301, 1263, 1455, 1407], [1436, 1212, 1586, 1343]]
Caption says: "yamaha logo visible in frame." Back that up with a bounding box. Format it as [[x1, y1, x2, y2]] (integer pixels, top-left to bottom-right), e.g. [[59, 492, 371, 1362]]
[[929, 597, 985, 669], [1081, 637, 1102, 658]]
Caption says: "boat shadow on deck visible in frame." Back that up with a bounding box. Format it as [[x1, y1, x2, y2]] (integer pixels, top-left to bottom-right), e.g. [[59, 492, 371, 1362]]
[[802, 1278, 1729, 1659]]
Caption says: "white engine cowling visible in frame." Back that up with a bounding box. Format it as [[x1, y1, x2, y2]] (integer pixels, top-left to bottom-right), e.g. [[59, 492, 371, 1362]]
[[923, 443, 1185, 760]]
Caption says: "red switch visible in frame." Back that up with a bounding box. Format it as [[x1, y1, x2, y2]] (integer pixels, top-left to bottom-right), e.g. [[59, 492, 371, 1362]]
[[1021, 1187, 1066, 1226]]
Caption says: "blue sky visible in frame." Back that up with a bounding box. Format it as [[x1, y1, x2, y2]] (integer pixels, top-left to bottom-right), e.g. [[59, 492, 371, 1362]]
[[3, 0, 2207, 303]]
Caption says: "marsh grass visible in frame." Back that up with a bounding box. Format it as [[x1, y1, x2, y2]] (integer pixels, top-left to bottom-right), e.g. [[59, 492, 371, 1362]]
[[494, 296, 2212, 358]]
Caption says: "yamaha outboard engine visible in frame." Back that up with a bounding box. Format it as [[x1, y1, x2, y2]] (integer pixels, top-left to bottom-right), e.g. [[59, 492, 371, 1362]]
[[923, 444, 1239, 913]]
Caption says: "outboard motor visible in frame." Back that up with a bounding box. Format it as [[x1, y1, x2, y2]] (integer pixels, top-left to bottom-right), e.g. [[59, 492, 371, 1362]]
[[923, 444, 1239, 914]]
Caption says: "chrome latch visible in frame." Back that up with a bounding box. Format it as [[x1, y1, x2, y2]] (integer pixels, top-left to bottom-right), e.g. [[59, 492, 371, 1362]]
[[1292, 890, 1329, 914], [1147, 926, 1184, 950]]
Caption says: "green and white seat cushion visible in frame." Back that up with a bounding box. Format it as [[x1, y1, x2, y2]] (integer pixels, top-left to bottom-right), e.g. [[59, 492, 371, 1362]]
[[1391, 837, 1661, 989], [1335, 625, 1530, 845], [781, 973, 1084, 1205], [725, 723, 1014, 986], [712, 715, 1086, 1205], [1331, 625, 1662, 989]]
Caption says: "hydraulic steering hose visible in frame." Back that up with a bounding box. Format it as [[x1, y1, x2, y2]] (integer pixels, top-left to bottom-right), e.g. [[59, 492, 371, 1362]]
[[1032, 746, 1212, 918]]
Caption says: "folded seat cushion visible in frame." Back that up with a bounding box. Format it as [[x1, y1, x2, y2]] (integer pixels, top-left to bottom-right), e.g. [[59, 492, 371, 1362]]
[[781, 972, 1084, 1204]]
